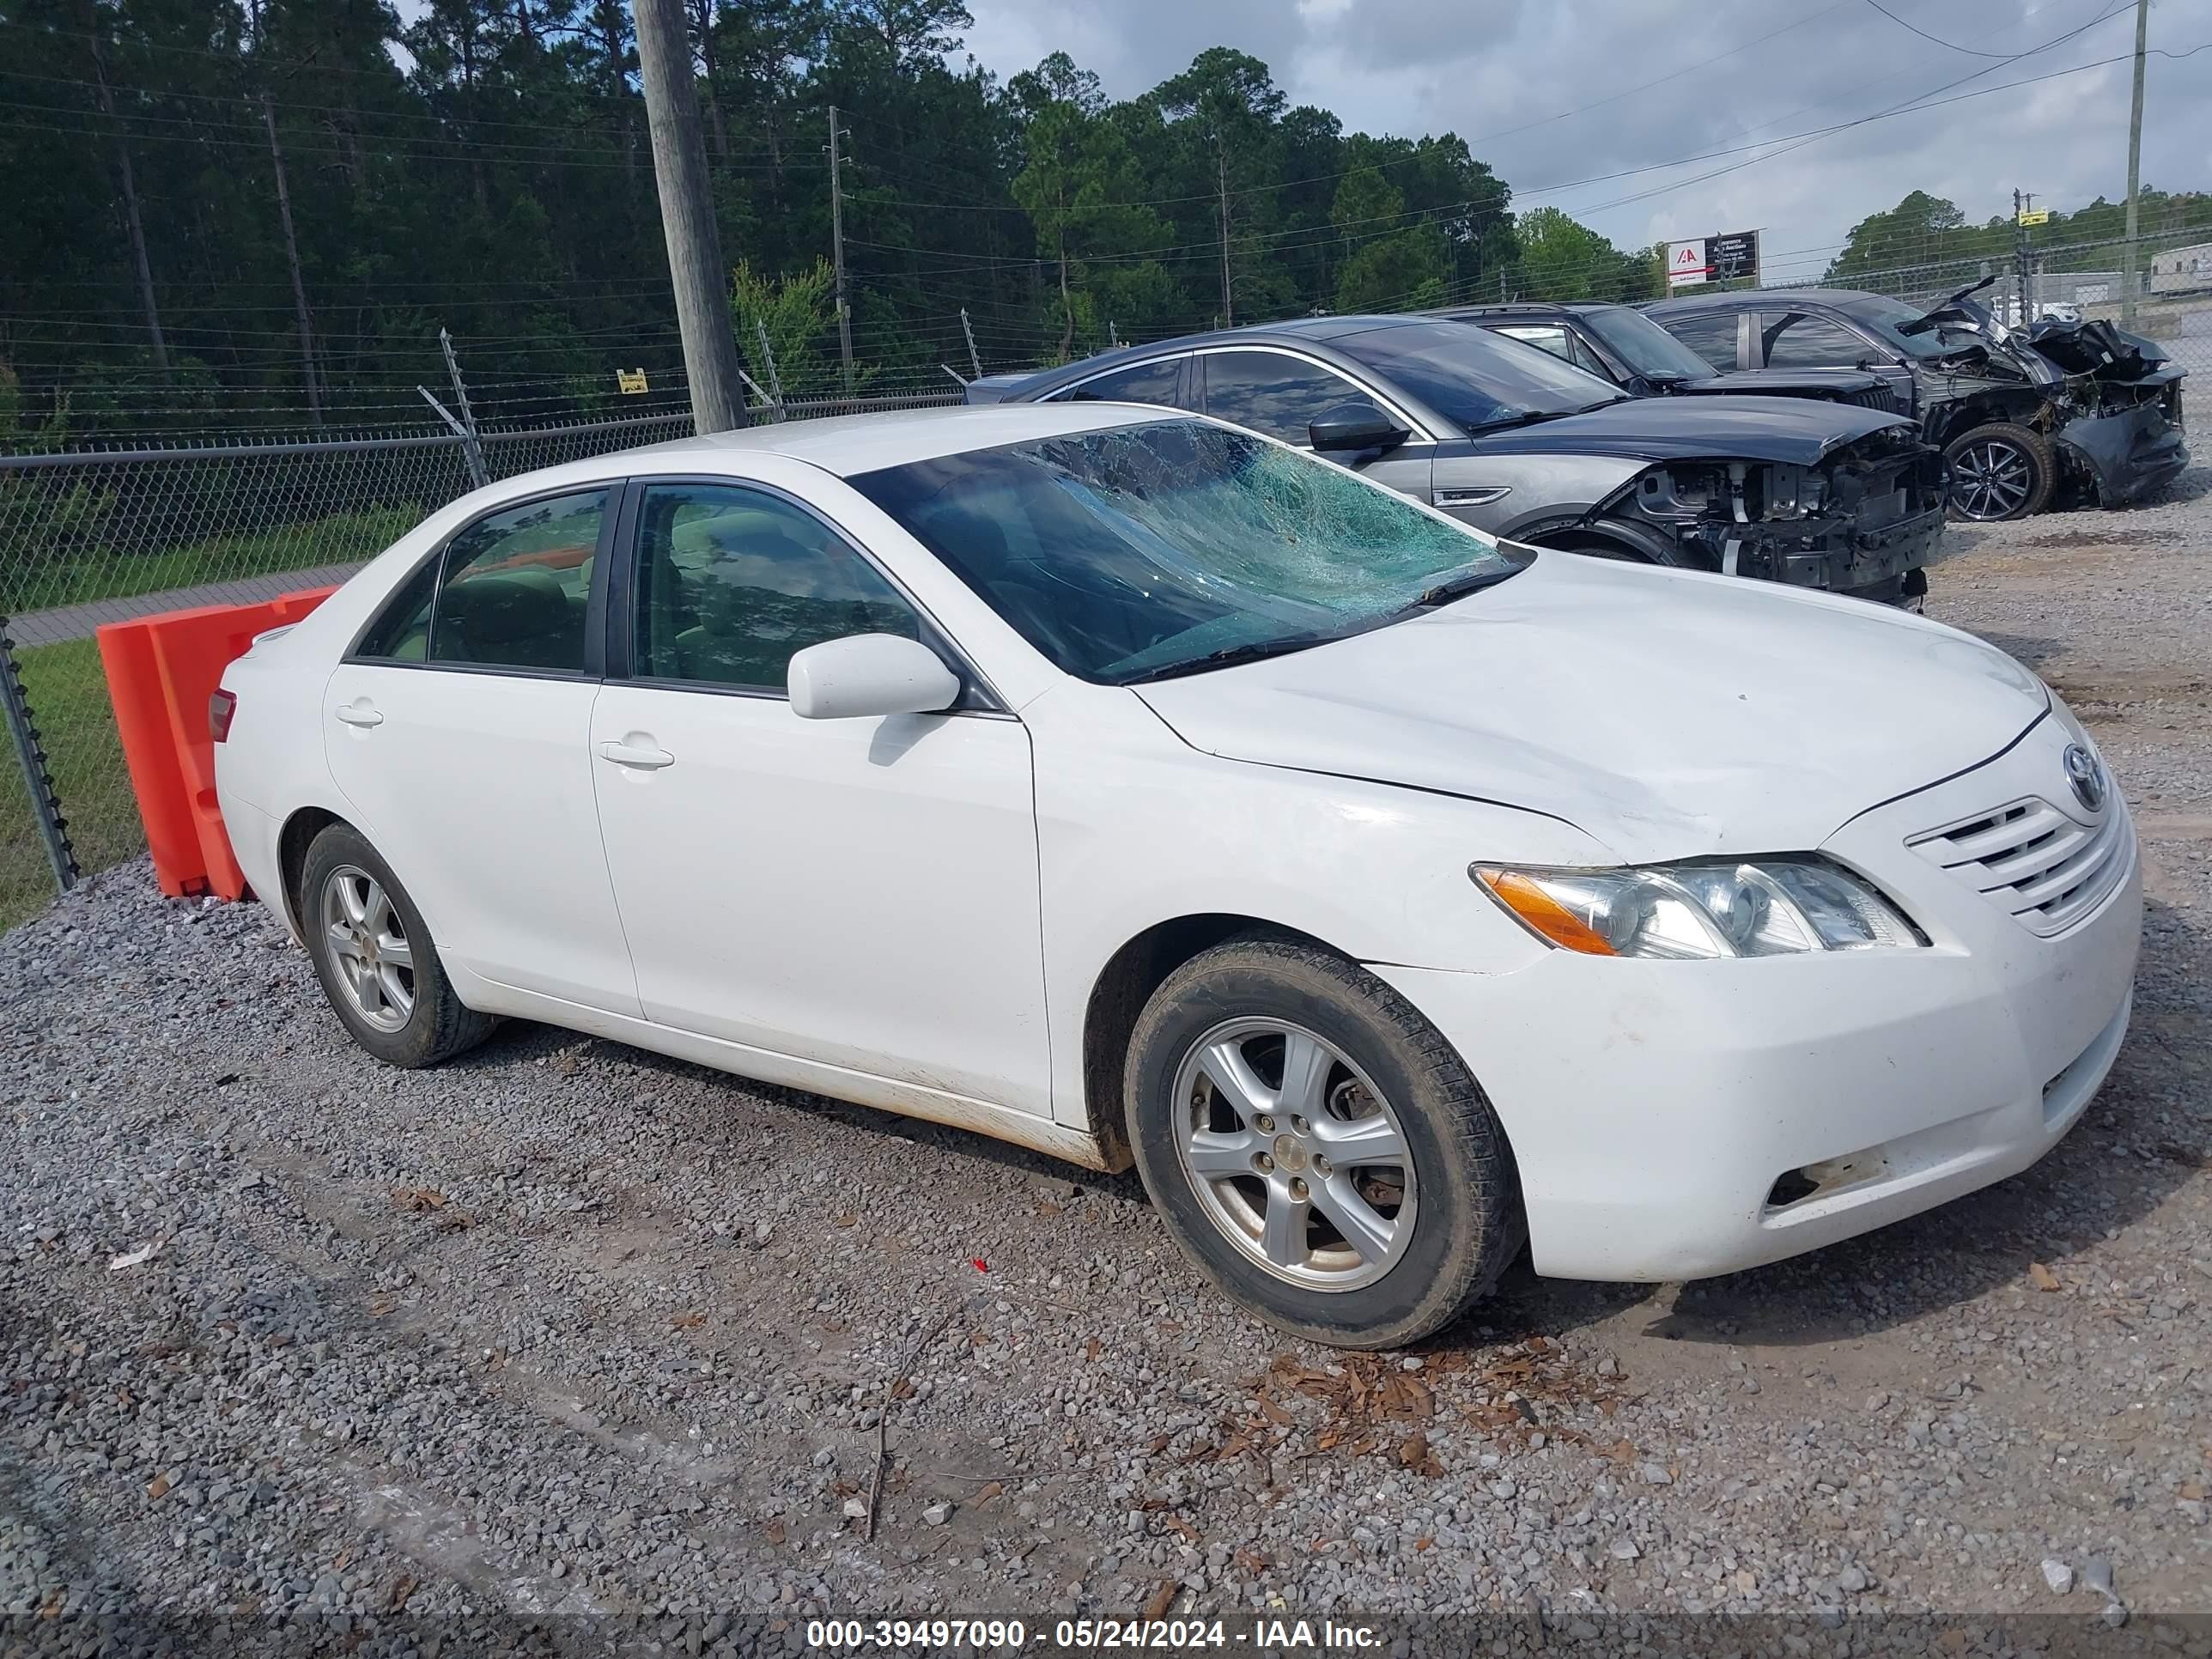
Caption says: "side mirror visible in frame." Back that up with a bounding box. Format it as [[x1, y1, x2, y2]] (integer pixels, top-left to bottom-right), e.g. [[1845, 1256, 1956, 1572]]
[[787, 633, 962, 720], [1309, 400, 1411, 454]]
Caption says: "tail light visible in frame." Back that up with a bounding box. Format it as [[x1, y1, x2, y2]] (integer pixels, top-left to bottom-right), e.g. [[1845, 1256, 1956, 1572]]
[[209, 688, 237, 743]]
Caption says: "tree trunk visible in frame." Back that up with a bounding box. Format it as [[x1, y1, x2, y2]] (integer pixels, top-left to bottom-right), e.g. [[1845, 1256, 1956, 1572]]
[[89, 39, 169, 374], [262, 90, 323, 428], [690, 0, 730, 161], [1057, 222, 1073, 362]]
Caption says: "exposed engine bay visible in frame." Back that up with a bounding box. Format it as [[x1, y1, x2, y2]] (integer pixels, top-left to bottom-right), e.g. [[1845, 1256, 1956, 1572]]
[[1600, 425, 1944, 603], [1905, 279, 2189, 509]]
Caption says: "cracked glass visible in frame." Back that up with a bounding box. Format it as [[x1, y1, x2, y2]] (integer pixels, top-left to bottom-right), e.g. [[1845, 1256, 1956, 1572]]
[[853, 419, 1519, 684]]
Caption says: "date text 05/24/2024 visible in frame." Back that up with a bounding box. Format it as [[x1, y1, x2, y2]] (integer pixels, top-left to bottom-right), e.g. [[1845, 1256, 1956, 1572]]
[[803, 1618, 1388, 1651]]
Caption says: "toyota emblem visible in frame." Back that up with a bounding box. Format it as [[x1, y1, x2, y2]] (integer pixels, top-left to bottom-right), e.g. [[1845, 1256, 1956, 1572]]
[[2062, 743, 2107, 813]]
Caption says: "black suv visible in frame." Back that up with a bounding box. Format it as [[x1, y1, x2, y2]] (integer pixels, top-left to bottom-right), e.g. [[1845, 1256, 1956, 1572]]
[[1441, 301, 1903, 413], [1645, 279, 2189, 520]]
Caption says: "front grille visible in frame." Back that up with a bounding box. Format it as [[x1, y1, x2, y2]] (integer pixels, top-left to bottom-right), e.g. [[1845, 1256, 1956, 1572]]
[[1906, 797, 2130, 937]]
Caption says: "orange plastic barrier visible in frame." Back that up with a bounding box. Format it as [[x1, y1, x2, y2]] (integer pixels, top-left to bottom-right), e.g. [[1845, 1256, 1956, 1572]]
[[96, 585, 336, 900]]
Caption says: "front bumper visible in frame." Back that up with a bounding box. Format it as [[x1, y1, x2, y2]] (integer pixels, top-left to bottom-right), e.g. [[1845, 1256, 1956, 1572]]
[[1371, 717, 2142, 1284], [1763, 500, 1945, 598], [2059, 397, 2190, 506]]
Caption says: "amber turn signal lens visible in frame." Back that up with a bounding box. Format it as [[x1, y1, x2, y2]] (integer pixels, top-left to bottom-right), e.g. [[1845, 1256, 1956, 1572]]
[[1474, 867, 1620, 956]]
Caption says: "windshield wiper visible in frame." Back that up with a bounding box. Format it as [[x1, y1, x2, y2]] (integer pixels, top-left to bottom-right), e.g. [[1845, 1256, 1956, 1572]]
[[1408, 562, 1522, 608], [1462, 409, 1556, 434], [1119, 631, 1346, 685]]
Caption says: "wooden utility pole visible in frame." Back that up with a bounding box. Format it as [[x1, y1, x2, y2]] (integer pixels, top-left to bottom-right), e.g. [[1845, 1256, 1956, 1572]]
[[89, 38, 167, 374], [2120, 0, 2150, 329], [634, 0, 747, 433], [260, 91, 321, 428], [1215, 149, 1233, 325], [827, 106, 854, 393]]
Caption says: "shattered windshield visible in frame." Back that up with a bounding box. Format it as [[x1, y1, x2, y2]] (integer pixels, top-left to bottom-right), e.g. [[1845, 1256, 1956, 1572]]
[[850, 419, 1521, 684]]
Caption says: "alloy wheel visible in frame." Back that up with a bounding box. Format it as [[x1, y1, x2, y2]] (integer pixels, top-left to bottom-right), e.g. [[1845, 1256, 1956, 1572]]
[[1949, 438, 2034, 520], [321, 864, 416, 1033], [1170, 1018, 1418, 1291]]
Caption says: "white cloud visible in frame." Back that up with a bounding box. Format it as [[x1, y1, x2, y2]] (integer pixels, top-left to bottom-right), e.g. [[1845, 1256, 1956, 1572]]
[[961, 0, 2212, 268]]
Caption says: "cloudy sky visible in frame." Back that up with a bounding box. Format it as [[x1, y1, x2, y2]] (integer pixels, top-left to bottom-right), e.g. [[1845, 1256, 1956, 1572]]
[[955, 0, 2212, 276]]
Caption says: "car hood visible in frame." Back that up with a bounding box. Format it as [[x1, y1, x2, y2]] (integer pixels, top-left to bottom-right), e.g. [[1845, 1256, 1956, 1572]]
[[1133, 552, 2049, 866], [1461, 395, 1911, 466]]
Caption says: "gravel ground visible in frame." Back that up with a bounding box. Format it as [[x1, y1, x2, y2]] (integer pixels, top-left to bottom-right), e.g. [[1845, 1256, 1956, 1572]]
[[4, 471, 2210, 1655]]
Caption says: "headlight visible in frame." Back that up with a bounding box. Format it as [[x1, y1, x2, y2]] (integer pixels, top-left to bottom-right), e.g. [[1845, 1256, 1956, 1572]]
[[1472, 858, 1923, 959]]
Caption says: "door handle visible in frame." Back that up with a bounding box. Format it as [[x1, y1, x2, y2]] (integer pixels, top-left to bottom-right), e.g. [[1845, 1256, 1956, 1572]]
[[334, 704, 384, 727], [597, 738, 674, 770]]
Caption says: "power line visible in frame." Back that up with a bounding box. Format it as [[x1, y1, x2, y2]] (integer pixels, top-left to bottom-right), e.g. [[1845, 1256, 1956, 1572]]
[[1556, 9, 2141, 222], [1860, 0, 2022, 58]]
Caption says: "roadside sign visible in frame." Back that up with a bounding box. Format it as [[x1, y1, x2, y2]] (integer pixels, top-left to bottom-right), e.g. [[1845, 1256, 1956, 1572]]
[[2017, 209, 2051, 227], [1670, 229, 1759, 289], [1710, 229, 1759, 283], [617, 368, 649, 394], [1667, 239, 1709, 288]]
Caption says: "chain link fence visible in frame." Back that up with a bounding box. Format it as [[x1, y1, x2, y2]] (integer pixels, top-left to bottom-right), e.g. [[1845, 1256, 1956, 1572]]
[[0, 393, 960, 926], [1757, 229, 2212, 381], [7, 234, 2209, 929]]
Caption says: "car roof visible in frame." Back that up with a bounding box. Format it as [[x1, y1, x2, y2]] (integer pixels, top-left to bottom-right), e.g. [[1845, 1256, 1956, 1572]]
[[1436, 302, 1613, 320], [1647, 287, 1885, 313], [1001, 313, 1450, 395], [624, 401, 1166, 477]]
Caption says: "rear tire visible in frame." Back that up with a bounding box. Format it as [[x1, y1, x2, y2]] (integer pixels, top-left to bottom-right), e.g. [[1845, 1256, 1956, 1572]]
[[1944, 422, 2054, 521], [1125, 935, 1522, 1350], [301, 823, 495, 1069]]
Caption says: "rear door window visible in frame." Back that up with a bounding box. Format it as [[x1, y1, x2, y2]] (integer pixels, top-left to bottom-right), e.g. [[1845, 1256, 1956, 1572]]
[[1051, 357, 1187, 408], [1493, 325, 1576, 363], [1654, 310, 1741, 372], [353, 489, 608, 672], [1201, 350, 1371, 445], [1760, 313, 1875, 368], [428, 491, 606, 672]]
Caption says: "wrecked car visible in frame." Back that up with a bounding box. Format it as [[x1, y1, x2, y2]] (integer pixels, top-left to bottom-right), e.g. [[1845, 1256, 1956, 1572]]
[[1646, 278, 2190, 521], [977, 316, 1946, 607], [1440, 300, 1908, 415]]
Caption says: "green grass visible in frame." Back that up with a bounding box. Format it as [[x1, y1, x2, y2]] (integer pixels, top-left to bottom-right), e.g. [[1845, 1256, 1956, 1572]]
[[0, 503, 431, 930], [2, 638, 141, 931], [4, 503, 419, 615]]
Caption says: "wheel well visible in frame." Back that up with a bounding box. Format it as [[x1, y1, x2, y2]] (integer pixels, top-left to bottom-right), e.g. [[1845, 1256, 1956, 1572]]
[[1931, 391, 2056, 447], [1522, 520, 1678, 566], [1081, 914, 1331, 1168], [276, 806, 346, 932]]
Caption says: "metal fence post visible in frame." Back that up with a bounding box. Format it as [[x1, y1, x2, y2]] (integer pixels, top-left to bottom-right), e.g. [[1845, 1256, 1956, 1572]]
[[441, 329, 490, 489], [961, 309, 983, 381], [0, 617, 77, 894]]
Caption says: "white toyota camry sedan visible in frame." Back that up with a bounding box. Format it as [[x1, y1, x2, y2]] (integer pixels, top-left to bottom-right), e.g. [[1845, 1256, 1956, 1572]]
[[213, 403, 2140, 1348]]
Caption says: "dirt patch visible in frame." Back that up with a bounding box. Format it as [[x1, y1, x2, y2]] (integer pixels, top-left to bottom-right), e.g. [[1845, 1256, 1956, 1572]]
[[2016, 526, 2185, 550]]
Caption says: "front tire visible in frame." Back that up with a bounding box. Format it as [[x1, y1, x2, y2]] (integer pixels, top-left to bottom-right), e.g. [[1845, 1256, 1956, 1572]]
[[301, 823, 494, 1068], [1944, 422, 2055, 520], [1125, 936, 1521, 1349]]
